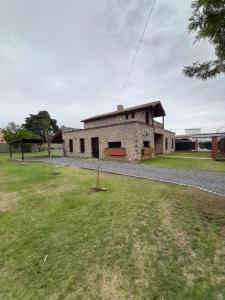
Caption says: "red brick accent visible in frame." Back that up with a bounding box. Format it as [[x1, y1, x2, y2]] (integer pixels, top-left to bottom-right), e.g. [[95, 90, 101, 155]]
[[104, 148, 126, 156], [211, 136, 218, 160]]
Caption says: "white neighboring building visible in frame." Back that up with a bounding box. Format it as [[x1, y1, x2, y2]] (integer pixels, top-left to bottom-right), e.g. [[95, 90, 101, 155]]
[[185, 128, 201, 136]]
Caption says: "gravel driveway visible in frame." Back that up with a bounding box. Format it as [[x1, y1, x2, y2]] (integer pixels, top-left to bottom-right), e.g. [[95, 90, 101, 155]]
[[25, 156, 225, 196]]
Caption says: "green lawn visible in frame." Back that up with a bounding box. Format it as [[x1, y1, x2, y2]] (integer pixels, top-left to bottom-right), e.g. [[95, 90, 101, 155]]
[[143, 154, 225, 173], [167, 151, 211, 158], [0, 154, 225, 299]]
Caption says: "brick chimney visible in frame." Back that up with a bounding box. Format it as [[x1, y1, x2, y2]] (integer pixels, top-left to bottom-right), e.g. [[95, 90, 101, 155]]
[[117, 104, 124, 111]]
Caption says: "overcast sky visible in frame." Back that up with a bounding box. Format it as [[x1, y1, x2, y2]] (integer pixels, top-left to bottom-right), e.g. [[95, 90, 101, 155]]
[[0, 0, 224, 134]]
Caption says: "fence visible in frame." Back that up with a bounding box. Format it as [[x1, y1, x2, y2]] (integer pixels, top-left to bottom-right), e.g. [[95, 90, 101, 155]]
[[175, 141, 194, 151]]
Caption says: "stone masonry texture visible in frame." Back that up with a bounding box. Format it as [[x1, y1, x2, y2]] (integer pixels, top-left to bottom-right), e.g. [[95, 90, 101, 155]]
[[63, 104, 175, 161]]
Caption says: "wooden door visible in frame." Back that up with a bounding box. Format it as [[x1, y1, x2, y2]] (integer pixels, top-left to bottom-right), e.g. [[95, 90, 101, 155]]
[[91, 137, 99, 158]]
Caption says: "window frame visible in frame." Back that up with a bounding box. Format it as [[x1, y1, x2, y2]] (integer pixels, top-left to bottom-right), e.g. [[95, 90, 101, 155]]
[[143, 141, 150, 148], [80, 138, 85, 153], [69, 139, 73, 153], [108, 141, 122, 149], [165, 137, 168, 150], [145, 111, 149, 124]]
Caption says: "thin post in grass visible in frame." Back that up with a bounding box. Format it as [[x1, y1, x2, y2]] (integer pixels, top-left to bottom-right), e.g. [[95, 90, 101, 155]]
[[90, 158, 107, 192], [49, 143, 60, 175], [96, 158, 100, 189], [9, 143, 12, 159], [21, 143, 24, 161]]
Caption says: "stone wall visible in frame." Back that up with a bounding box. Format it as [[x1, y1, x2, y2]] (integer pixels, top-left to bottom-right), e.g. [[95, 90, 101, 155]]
[[152, 126, 175, 153], [163, 130, 175, 153], [84, 111, 153, 129], [136, 123, 155, 160], [63, 122, 140, 161], [63, 121, 175, 162]]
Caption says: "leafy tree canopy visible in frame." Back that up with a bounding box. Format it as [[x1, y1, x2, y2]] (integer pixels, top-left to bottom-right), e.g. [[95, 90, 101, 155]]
[[183, 0, 225, 80], [23, 111, 59, 157], [3, 122, 37, 143], [23, 111, 59, 141]]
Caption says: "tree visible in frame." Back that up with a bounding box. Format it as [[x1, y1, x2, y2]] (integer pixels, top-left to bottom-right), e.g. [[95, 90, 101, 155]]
[[183, 0, 225, 80], [3, 122, 36, 142], [3, 122, 37, 157], [23, 111, 59, 157]]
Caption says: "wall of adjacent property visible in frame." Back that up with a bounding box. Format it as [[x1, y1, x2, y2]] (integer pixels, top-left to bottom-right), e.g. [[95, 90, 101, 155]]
[[0, 143, 9, 153]]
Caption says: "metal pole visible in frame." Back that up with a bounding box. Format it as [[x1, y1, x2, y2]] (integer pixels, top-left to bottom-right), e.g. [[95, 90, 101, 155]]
[[21, 143, 24, 161], [96, 158, 100, 188], [9, 143, 12, 159]]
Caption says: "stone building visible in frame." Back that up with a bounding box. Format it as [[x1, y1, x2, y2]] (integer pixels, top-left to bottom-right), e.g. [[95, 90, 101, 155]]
[[62, 101, 175, 161]]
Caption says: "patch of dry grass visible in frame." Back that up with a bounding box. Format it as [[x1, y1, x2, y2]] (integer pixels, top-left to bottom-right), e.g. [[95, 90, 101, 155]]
[[0, 191, 20, 211]]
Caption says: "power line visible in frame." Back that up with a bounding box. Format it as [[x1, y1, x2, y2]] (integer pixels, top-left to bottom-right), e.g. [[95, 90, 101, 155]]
[[123, 0, 157, 88]]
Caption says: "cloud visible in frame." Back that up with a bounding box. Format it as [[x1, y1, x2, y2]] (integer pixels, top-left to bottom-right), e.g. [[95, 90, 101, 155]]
[[0, 0, 224, 134]]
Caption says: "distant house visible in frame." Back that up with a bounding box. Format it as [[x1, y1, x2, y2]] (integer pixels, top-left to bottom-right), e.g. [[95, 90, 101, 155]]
[[0, 129, 9, 153], [0, 129, 5, 144], [62, 101, 175, 161]]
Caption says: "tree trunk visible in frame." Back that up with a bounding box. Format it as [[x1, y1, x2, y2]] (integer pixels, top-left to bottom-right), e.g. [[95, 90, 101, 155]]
[[21, 143, 24, 161], [9, 143, 12, 159], [47, 137, 51, 157], [45, 131, 51, 158]]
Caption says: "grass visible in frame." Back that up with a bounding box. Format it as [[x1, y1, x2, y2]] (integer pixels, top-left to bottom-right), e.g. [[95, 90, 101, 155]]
[[143, 152, 225, 173], [167, 151, 211, 158], [0, 153, 225, 299]]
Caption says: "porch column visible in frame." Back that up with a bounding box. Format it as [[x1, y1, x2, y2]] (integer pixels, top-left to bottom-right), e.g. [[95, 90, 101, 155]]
[[162, 116, 164, 129], [211, 136, 218, 160]]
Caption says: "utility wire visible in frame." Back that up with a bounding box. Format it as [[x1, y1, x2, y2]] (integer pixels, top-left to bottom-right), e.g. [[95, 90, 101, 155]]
[[123, 0, 157, 88]]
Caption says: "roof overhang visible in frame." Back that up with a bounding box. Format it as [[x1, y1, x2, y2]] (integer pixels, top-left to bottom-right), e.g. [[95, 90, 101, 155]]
[[10, 138, 43, 144], [81, 101, 166, 123]]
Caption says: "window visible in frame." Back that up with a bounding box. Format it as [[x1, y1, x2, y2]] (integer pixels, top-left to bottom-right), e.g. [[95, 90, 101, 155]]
[[69, 139, 73, 152], [143, 141, 150, 147], [143, 141, 150, 148], [165, 138, 168, 150], [145, 111, 149, 124], [172, 138, 174, 149], [108, 142, 121, 148], [125, 114, 129, 120], [80, 138, 85, 153], [131, 112, 135, 119]]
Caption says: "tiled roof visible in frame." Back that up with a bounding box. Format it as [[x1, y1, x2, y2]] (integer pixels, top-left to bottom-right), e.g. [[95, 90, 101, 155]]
[[81, 101, 165, 122]]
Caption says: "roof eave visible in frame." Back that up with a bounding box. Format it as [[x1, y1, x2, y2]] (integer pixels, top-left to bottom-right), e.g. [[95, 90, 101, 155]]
[[81, 101, 165, 122]]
